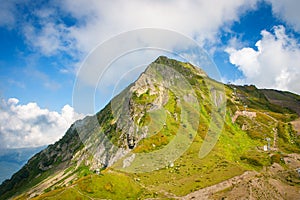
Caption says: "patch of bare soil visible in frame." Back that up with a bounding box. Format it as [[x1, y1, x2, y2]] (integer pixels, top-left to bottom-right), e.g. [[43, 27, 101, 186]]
[[182, 171, 258, 200], [182, 154, 300, 200], [24, 169, 75, 199], [291, 118, 300, 135]]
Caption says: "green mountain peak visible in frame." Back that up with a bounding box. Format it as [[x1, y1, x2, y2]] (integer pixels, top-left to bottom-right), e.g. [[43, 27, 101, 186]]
[[1, 57, 300, 200]]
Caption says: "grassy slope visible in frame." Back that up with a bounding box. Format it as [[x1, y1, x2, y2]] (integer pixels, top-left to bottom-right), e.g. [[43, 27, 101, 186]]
[[11, 58, 300, 199], [27, 172, 145, 200]]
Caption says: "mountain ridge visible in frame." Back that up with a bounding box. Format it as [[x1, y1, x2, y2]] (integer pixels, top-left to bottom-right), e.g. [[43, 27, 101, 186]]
[[1, 56, 300, 199]]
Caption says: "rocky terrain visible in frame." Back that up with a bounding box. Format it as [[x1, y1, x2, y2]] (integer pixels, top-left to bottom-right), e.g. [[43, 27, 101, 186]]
[[0, 56, 299, 200]]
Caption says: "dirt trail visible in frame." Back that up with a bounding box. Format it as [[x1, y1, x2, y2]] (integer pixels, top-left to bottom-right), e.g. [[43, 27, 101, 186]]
[[182, 154, 300, 200], [291, 118, 300, 135], [182, 171, 258, 200]]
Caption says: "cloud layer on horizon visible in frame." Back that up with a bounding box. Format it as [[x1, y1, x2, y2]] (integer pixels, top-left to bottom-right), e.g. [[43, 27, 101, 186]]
[[0, 98, 84, 148]]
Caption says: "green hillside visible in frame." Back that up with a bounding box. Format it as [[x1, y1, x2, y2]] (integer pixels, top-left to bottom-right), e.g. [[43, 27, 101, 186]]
[[1, 56, 300, 200]]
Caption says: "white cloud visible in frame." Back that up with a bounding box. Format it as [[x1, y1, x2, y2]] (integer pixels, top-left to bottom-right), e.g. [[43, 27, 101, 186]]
[[266, 0, 300, 32], [61, 0, 257, 53], [0, 98, 84, 148], [23, 22, 72, 57], [11, 0, 258, 58], [226, 25, 300, 94]]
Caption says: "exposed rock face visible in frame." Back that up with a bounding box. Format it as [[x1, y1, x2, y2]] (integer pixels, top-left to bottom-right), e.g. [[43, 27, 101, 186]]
[[232, 110, 257, 123], [37, 56, 203, 173], [1, 56, 300, 200]]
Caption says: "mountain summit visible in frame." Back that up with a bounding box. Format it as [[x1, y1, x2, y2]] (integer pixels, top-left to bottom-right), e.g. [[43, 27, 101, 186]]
[[1, 57, 300, 199]]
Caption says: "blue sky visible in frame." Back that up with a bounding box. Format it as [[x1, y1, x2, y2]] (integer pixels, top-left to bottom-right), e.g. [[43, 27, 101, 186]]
[[1, 0, 300, 148]]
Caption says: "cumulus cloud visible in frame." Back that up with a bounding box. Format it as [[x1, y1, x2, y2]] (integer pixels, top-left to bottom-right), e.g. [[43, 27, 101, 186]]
[[226, 25, 300, 94], [23, 22, 67, 56], [61, 0, 257, 53], [0, 98, 84, 148], [7, 0, 258, 58], [266, 0, 300, 32]]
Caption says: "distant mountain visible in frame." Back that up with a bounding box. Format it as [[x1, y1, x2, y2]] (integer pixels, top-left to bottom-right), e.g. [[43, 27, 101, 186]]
[[0, 146, 45, 184], [261, 89, 300, 115], [1, 56, 300, 199]]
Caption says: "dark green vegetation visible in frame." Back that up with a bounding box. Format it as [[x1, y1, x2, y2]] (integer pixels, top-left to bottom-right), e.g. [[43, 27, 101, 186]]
[[1, 56, 300, 199]]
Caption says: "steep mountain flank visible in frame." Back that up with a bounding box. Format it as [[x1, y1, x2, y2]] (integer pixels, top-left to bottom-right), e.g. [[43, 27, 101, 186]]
[[261, 89, 300, 116], [1, 56, 300, 200]]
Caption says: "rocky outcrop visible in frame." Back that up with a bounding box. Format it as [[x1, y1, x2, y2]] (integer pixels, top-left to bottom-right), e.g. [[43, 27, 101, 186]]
[[232, 110, 257, 123]]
